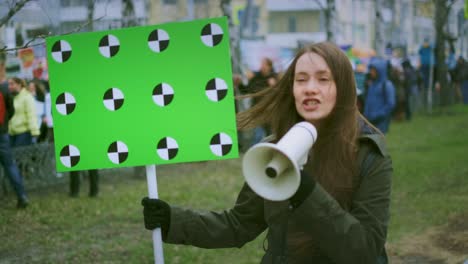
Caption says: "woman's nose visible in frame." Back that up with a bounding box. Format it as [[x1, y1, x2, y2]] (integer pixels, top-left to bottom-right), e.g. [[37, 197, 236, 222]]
[[304, 80, 319, 93]]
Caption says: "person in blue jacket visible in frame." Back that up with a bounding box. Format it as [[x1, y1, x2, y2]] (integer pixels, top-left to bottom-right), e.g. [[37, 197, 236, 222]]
[[363, 57, 396, 134]]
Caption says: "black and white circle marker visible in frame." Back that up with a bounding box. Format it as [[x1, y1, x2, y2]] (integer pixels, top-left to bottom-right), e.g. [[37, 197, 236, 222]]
[[148, 29, 170, 53], [210, 133, 232, 157], [201, 23, 223, 47], [205, 78, 228, 102], [51, 40, 72, 63], [99, 34, 120, 58], [152, 83, 174, 107], [60, 145, 80, 168], [103, 88, 124, 111], [107, 141, 129, 164], [56, 92, 76, 115], [157, 137, 178, 160]]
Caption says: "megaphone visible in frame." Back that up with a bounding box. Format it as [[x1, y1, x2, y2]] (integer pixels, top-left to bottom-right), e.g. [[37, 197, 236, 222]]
[[242, 122, 317, 201]]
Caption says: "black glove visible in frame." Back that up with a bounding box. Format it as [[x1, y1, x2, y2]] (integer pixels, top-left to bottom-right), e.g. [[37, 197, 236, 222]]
[[290, 171, 316, 209], [141, 197, 171, 238]]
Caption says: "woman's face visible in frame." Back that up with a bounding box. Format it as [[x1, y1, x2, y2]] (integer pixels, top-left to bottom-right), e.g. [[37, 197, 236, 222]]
[[260, 59, 272, 75], [293, 52, 337, 129], [8, 79, 21, 93], [28, 82, 36, 94]]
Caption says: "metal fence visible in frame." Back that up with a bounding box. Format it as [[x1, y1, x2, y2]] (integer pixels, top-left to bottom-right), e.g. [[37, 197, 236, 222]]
[[0, 143, 67, 198]]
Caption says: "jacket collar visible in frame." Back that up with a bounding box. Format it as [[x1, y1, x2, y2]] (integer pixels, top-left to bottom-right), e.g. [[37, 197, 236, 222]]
[[358, 118, 388, 157]]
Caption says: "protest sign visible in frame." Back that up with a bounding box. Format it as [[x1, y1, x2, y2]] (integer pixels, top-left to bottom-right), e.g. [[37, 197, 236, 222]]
[[46, 17, 238, 172]]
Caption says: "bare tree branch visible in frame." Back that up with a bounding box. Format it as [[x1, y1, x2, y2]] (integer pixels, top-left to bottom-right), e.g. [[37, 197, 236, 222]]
[[313, 0, 325, 10], [441, 1, 454, 22], [0, 0, 31, 28], [446, 0, 457, 10], [0, 16, 105, 53]]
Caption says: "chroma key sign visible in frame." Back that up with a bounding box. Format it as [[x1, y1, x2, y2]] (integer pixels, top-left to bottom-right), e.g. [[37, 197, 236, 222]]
[[46, 17, 239, 172]]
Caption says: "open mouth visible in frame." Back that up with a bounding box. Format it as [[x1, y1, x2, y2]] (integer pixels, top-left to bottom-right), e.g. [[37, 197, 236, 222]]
[[303, 98, 320, 106]]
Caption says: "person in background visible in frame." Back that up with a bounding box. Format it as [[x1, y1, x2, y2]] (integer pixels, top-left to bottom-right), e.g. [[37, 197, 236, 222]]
[[240, 57, 278, 146], [363, 57, 396, 134], [141, 42, 392, 263], [0, 77, 29, 208], [40, 80, 54, 142], [69, 169, 100, 198], [27, 80, 48, 141], [387, 62, 405, 121], [354, 63, 368, 112], [453, 56, 468, 104], [8, 77, 40, 147], [418, 38, 433, 100], [401, 59, 419, 120]]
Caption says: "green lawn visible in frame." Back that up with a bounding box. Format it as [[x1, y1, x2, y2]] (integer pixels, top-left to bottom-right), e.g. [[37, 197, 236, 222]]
[[386, 106, 468, 242], [1, 105, 467, 263]]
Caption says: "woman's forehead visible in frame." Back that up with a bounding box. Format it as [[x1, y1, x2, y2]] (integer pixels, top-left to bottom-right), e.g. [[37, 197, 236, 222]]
[[295, 52, 331, 73]]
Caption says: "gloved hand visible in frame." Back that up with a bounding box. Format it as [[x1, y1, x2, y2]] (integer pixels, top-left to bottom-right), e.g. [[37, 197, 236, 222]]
[[290, 171, 316, 209], [141, 197, 171, 238]]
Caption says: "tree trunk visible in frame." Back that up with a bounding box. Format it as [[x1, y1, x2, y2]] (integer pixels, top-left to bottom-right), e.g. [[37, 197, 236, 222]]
[[325, 0, 335, 43], [87, 0, 95, 31], [220, 0, 241, 75], [374, 0, 385, 56], [122, 0, 136, 27], [434, 0, 451, 107]]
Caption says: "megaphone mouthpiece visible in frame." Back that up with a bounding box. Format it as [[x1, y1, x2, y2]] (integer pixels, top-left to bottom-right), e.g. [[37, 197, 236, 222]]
[[265, 167, 277, 178], [264, 151, 290, 178]]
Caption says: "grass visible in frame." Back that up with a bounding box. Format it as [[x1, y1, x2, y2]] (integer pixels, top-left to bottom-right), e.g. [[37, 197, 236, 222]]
[[386, 105, 468, 242], [1, 105, 468, 263]]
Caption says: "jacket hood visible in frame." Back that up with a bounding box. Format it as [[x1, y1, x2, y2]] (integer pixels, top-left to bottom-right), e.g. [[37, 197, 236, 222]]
[[368, 57, 388, 83]]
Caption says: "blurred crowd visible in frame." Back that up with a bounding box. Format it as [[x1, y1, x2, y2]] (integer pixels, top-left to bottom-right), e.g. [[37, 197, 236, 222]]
[[0, 75, 53, 208], [234, 42, 468, 152]]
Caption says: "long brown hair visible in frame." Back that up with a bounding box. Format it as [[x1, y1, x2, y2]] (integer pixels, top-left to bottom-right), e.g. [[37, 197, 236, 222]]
[[10, 77, 26, 88], [237, 42, 360, 193]]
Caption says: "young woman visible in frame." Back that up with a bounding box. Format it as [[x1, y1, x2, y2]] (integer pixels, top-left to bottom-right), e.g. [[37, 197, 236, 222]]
[[8, 77, 40, 146], [142, 42, 393, 264], [0, 78, 29, 208]]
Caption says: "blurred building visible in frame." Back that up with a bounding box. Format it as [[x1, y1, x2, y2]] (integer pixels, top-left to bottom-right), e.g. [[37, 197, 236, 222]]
[[57, 0, 148, 32], [0, 0, 148, 78], [335, 0, 374, 50], [148, 0, 221, 24], [265, 0, 325, 48], [147, 0, 268, 37], [449, 0, 467, 59], [407, 0, 434, 54], [1, 0, 467, 76], [0, 0, 148, 46]]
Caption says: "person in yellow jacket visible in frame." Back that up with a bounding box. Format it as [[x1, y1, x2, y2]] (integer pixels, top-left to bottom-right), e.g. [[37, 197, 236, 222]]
[[8, 77, 40, 147]]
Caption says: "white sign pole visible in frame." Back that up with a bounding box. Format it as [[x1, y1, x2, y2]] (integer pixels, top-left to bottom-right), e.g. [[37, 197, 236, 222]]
[[146, 165, 165, 264]]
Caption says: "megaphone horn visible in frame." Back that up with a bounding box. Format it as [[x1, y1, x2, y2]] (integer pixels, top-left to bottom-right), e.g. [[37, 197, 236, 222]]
[[242, 122, 317, 201]]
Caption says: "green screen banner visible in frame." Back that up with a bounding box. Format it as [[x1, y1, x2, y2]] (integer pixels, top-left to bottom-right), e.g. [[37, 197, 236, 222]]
[[465, 0, 468, 18], [46, 16, 238, 172]]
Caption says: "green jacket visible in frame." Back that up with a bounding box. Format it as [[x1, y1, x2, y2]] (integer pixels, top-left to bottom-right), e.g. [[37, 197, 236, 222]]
[[165, 130, 392, 264]]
